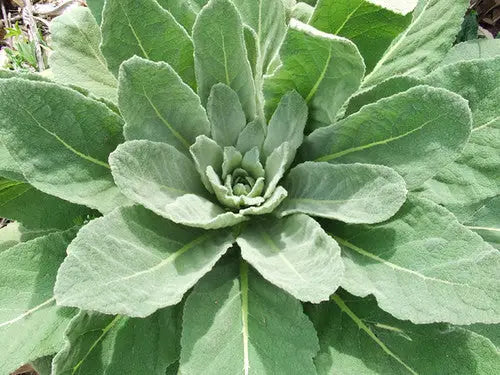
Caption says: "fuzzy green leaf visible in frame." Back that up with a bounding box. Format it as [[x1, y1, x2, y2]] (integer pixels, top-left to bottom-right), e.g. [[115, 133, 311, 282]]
[[264, 20, 364, 129], [52, 306, 181, 375], [49, 7, 118, 103], [327, 196, 500, 324], [110, 140, 245, 229], [303, 85, 472, 189], [0, 178, 95, 231], [193, 0, 256, 120], [207, 83, 247, 147], [55, 205, 234, 317], [0, 231, 76, 374], [101, 0, 195, 87], [0, 222, 22, 252], [0, 79, 129, 213], [179, 259, 319, 375], [308, 292, 500, 375], [86, 0, 104, 24], [235, 119, 265, 154], [157, 0, 200, 32], [363, 0, 469, 87], [280, 162, 407, 224], [441, 39, 500, 65], [0, 142, 24, 181], [189, 135, 224, 193], [310, 0, 411, 72], [119, 56, 210, 153], [463, 197, 500, 250], [237, 214, 343, 303]]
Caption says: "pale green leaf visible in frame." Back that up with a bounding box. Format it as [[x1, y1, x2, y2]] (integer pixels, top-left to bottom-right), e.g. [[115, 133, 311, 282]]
[[110, 140, 244, 229], [344, 75, 422, 117], [279, 162, 407, 224], [0, 178, 95, 231], [156, 0, 199, 32], [231, 0, 287, 73], [291, 2, 313, 23], [310, 0, 411, 72], [0, 222, 22, 252], [0, 79, 129, 213], [418, 109, 499, 221], [189, 135, 223, 193], [237, 214, 343, 302], [424, 57, 500, 130], [101, 0, 195, 87], [31, 356, 53, 375], [52, 306, 181, 375], [239, 185, 288, 216], [327, 196, 500, 324], [263, 90, 307, 157], [0, 141, 24, 181], [179, 259, 319, 375], [207, 83, 246, 147], [363, 0, 469, 87], [302, 85, 472, 189], [235, 118, 265, 154], [244, 26, 258, 76], [119, 56, 210, 153], [263, 142, 294, 199], [308, 292, 500, 375], [55, 205, 234, 317], [463, 197, 500, 250], [0, 231, 76, 374], [49, 7, 118, 103], [193, 0, 256, 120], [264, 20, 364, 130], [441, 39, 500, 66]]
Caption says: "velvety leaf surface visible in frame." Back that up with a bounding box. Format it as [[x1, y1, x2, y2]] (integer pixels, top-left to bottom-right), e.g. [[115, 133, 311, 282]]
[[264, 20, 364, 130], [86, 0, 104, 24], [231, 0, 286, 73], [110, 140, 246, 229], [441, 39, 500, 65], [310, 0, 411, 72], [193, 0, 256, 120], [157, 0, 200, 32], [0, 79, 129, 213], [344, 75, 422, 117], [307, 292, 500, 375], [52, 306, 181, 375], [50, 7, 118, 103], [119, 56, 210, 153], [179, 260, 319, 375], [189, 135, 223, 193], [462, 197, 500, 250], [0, 178, 95, 231], [207, 83, 247, 147], [424, 57, 500, 129], [0, 222, 22, 252], [55, 205, 234, 317], [327, 196, 500, 324], [280, 162, 407, 224], [101, 0, 195, 87], [237, 214, 343, 303], [302, 85, 472, 189], [236, 119, 265, 155], [363, 0, 469, 87], [0, 231, 76, 374], [0, 141, 24, 181]]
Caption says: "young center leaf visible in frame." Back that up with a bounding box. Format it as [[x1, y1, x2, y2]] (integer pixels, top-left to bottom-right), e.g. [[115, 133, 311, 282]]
[[55, 206, 234, 317], [179, 259, 319, 375]]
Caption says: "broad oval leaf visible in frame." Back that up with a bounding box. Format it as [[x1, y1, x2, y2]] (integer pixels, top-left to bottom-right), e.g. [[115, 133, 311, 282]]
[[237, 214, 343, 303], [328, 196, 500, 324], [0, 79, 129, 213], [54, 205, 234, 317], [110, 140, 246, 229], [280, 162, 407, 224], [179, 259, 319, 374], [462, 196, 500, 250], [119, 56, 210, 153], [52, 307, 181, 375], [363, 0, 469, 87], [309, 0, 412, 72], [308, 291, 500, 375], [49, 7, 118, 103], [193, 0, 256, 120], [101, 0, 195, 87], [0, 231, 76, 374], [264, 20, 364, 130], [302, 85, 472, 189], [441, 39, 500, 66]]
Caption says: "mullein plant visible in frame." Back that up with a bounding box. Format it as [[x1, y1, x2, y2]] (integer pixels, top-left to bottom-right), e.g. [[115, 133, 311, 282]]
[[0, 0, 499, 374]]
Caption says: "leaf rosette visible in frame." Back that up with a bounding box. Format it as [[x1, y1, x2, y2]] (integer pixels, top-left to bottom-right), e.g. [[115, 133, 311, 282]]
[[0, 0, 499, 374]]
